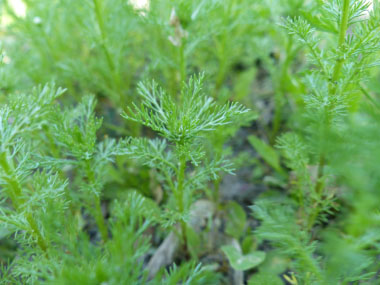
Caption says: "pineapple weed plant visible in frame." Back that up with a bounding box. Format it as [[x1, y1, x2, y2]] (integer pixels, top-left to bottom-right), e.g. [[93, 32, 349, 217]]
[[0, 0, 380, 284]]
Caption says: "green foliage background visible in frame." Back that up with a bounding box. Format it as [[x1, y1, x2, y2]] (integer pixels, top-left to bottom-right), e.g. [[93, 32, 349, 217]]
[[0, 0, 380, 284]]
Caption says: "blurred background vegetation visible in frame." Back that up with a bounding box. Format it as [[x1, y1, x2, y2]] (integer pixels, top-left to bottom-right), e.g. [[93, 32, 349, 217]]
[[1, 0, 380, 284]]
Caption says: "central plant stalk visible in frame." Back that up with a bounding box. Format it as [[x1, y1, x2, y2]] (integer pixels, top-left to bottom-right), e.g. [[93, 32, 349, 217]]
[[331, 0, 350, 84], [85, 159, 108, 242], [310, 0, 350, 229], [176, 152, 188, 249]]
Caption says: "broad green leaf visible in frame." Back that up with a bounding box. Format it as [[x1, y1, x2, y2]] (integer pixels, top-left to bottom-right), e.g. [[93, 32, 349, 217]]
[[242, 235, 257, 254], [225, 201, 246, 239], [222, 245, 266, 271], [248, 135, 283, 174], [248, 272, 283, 285], [186, 226, 201, 260]]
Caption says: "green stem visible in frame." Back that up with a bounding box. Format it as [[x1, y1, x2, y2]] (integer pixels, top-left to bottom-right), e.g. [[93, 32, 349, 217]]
[[271, 39, 296, 143], [176, 153, 188, 250], [85, 160, 108, 242], [94, 194, 108, 243], [0, 152, 23, 208], [26, 213, 48, 252], [0, 152, 48, 252], [307, 155, 325, 230], [93, 0, 115, 70], [92, 0, 124, 106], [311, 0, 350, 230], [331, 0, 350, 85]]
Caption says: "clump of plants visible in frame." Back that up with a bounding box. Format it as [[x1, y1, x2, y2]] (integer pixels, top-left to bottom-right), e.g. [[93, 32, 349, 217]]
[[1, 0, 380, 284], [0, 80, 226, 284], [122, 74, 248, 249], [250, 0, 380, 283]]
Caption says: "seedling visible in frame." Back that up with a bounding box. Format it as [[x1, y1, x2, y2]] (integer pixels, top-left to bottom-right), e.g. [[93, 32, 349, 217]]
[[122, 74, 248, 248]]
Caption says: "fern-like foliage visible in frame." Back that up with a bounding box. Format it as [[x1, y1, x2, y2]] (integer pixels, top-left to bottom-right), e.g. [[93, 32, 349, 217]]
[[0, 86, 220, 284], [251, 2, 380, 284], [122, 74, 247, 143], [122, 74, 248, 239], [252, 198, 322, 284], [0, 85, 70, 283], [278, 0, 380, 227]]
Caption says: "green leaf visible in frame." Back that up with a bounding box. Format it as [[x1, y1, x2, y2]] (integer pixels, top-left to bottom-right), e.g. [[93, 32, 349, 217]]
[[242, 235, 257, 254], [186, 226, 201, 260], [225, 201, 246, 239], [248, 135, 283, 174], [248, 272, 283, 285], [222, 245, 266, 271]]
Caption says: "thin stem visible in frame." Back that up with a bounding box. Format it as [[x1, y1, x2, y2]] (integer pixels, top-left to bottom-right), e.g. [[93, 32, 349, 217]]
[[92, 0, 123, 106], [0, 151, 48, 252], [175, 152, 188, 250], [0, 151, 25, 209], [85, 160, 108, 242], [307, 156, 326, 230], [26, 213, 48, 252], [93, 0, 115, 72], [311, 0, 350, 229], [331, 0, 350, 85], [94, 194, 108, 243]]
